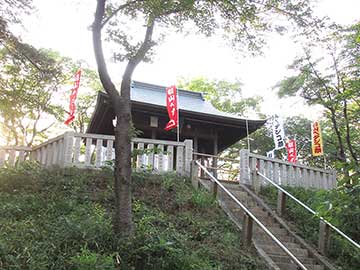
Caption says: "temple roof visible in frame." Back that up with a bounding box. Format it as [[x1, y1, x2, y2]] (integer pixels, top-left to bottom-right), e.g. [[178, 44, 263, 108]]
[[130, 81, 261, 122], [87, 81, 266, 153]]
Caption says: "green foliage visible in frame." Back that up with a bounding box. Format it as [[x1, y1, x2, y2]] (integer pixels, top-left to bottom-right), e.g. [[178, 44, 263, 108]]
[[275, 22, 360, 182], [0, 166, 264, 270], [69, 248, 115, 270], [260, 185, 360, 270], [0, 46, 63, 145], [190, 188, 216, 209], [178, 77, 262, 117]]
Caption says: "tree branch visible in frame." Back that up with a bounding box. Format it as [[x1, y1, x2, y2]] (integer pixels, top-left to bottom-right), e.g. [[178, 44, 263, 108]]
[[100, 0, 139, 29], [92, 0, 120, 101], [121, 17, 155, 101]]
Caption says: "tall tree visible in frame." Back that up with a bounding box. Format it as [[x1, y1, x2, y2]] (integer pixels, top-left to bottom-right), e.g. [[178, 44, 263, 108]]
[[92, 0, 318, 236], [276, 22, 360, 183], [178, 77, 263, 117], [0, 48, 66, 146]]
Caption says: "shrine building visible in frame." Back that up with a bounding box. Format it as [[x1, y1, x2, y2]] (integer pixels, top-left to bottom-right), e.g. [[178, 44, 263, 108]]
[[87, 81, 266, 155]]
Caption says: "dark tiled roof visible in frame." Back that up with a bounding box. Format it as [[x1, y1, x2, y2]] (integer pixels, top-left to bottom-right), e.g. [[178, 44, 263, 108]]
[[131, 81, 262, 121]]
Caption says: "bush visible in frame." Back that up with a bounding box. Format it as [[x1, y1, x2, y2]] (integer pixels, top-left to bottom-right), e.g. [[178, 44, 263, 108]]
[[0, 166, 265, 270], [69, 248, 115, 270]]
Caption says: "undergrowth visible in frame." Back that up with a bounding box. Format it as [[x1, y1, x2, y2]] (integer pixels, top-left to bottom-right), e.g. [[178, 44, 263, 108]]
[[0, 162, 265, 270], [260, 185, 360, 270]]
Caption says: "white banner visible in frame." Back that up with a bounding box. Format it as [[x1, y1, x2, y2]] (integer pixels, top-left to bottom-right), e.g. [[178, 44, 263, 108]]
[[272, 115, 285, 150], [266, 149, 275, 158]]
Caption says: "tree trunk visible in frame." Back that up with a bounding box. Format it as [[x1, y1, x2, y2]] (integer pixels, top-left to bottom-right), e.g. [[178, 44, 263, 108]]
[[113, 93, 133, 235], [92, 0, 155, 237]]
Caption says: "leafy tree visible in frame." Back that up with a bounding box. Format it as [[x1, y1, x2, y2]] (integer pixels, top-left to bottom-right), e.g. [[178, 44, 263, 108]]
[[178, 77, 263, 117], [276, 22, 360, 183], [0, 48, 66, 146], [92, 0, 319, 236]]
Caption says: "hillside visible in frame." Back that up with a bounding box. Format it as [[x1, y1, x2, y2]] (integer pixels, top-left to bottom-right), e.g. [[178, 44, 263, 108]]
[[0, 162, 265, 270]]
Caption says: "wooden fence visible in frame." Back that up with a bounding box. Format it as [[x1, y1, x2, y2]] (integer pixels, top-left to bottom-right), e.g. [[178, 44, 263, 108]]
[[239, 149, 336, 190], [0, 132, 193, 176]]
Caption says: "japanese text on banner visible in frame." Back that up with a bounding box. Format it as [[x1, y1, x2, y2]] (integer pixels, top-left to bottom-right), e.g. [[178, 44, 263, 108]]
[[164, 85, 178, 131], [272, 115, 285, 150], [286, 139, 297, 163], [64, 69, 81, 125], [311, 121, 323, 156]]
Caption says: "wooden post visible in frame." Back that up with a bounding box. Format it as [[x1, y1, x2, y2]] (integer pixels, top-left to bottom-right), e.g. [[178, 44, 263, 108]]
[[106, 140, 114, 162], [52, 141, 58, 165], [62, 131, 74, 167], [190, 161, 199, 190], [137, 143, 145, 170], [277, 190, 286, 216], [95, 139, 103, 167], [200, 156, 205, 178], [8, 150, 16, 166], [176, 145, 184, 175], [184, 139, 193, 176], [239, 149, 250, 185], [213, 133, 218, 178], [250, 158, 261, 194], [318, 220, 330, 255], [167, 145, 174, 171], [242, 213, 253, 247], [273, 162, 280, 185], [0, 149, 6, 166], [212, 179, 218, 198], [84, 137, 92, 166]]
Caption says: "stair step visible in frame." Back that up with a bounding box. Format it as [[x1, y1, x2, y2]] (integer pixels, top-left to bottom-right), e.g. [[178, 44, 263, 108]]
[[277, 262, 324, 270], [255, 226, 288, 236], [257, 244, 308, 257], [255, 233, 295, 243], [269, 254, 316, 264], [257, 240, 300, 250]]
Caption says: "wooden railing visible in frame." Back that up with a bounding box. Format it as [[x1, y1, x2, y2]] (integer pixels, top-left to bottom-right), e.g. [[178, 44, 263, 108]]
[[192, 160, 309, 270], [0, 132, 193, 176], [0, 146, 32, 166], [194, 152, 239, 181], [239, 149, 337, 190]]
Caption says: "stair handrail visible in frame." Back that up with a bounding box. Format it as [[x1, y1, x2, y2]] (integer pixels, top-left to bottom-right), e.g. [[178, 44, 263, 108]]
[[196, 160, 309, 270], [257, 171, 360, 250]]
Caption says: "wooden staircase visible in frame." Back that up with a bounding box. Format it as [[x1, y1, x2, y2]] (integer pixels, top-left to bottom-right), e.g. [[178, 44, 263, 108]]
[[199, 179, 337, 270]]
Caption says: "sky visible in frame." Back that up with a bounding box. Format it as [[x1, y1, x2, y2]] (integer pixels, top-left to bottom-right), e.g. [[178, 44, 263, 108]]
[[17, 0, 360, 120]]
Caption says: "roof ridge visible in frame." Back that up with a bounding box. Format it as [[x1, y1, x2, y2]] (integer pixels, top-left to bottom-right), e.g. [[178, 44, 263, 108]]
[[132, 80, 205, 100]]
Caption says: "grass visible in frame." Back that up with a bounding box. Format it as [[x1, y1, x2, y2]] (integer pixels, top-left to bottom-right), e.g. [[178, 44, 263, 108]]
[[0, 162, 265, 270]]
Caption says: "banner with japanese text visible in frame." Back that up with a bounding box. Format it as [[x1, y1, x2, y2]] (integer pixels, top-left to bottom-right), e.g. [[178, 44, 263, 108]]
[[311, 121, 324, 156], [272, 115, 285, 150], [286, 139, 297, 163], [164, 85, 178, 131], [64, 69, 81, 125]]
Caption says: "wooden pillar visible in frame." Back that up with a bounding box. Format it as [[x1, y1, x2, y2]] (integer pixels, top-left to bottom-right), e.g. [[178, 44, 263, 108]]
[[277, 190, 286, 216], [200, 156, 205, 178], [242, 213, 253, 247], [184, 139, 193, 176], [190, 161, 199, 189], [151, 129, 156, 139], [318, 220, 330, 255], [193, 135, 198, 159], [213, 131, 218, 178]]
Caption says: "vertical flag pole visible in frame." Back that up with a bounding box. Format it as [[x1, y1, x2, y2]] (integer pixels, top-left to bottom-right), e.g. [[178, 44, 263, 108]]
[[177, 88, 180, 142], [246, 118, 250, 151]]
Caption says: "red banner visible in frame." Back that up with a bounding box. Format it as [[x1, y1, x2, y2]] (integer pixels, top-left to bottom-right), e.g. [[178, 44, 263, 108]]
[[164, 85, 178, 131], [286, 139, 297, 163], [64, 69, 81, 125]]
